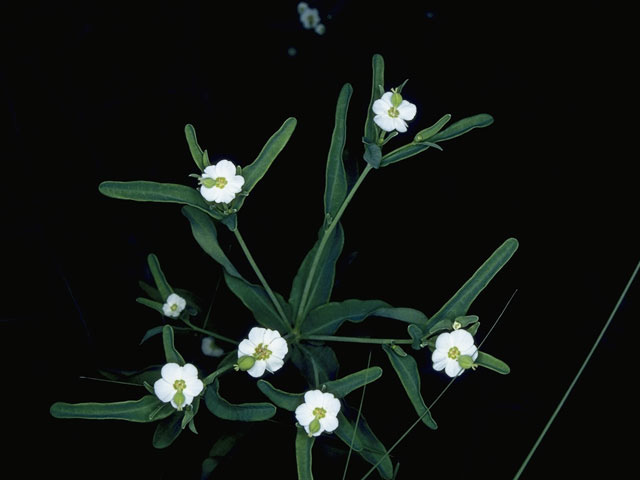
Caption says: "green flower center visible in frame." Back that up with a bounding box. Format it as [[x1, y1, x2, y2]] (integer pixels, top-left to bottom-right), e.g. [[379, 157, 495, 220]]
[[170, 303, 178, 311], [387, 106, 400, 118], [448, 346, 461, 360], [254, 343, 272, 361], [173, 379, 187, 392], [312, 407, 327, 419]]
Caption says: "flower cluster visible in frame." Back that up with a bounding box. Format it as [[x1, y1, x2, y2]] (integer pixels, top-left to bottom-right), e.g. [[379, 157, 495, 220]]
[[298, 2, 325, 35], [432, 329, 478, 377], [236, 327, 288, 378], [154, 363, 204, 411], [295, 390, 340, 437]]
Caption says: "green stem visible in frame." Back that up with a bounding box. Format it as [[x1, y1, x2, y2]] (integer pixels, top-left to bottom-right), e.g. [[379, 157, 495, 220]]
[[301, 334, 413, 345], [203, 363, 235, 385], [181, 318, 238, 346], [295, 164, 374, 326], [512, 259, 640, 480], [233, 227, 290, 330]]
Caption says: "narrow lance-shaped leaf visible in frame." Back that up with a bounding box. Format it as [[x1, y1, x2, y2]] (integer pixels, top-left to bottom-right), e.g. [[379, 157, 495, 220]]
[[256, 380, 304, 411], [322, 367, 382, 398], [295, 428, 315, 480], [204, 378, 276, 421], [364, 54, 385, 143], [185, 124, 205, 172], [147, 253, 172, 300], [50, 395, 173, 423], [139, 280, 163, 302], [290, 344, 339, 388], [379, 141, 441, 168], [152, 411, 183, 449], [136, 297, 164, 315], [181, 205, 242, 278], [414, 113, 452, 142], [289, 223, 345, 322], [98, 181, 224, 221], [382, 345, 437, 429], [325, 83, 352, 220], [232, 117, 297, 212], [428, 113, 494, 143], [423, 238, 519, 337], [475, 351, 510, 374], [302, 299, 390, 336], [162, 325, 185, 365]]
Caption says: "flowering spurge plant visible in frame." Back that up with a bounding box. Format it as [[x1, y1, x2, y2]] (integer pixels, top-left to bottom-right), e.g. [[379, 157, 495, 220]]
[[51, 54, 517, 479]]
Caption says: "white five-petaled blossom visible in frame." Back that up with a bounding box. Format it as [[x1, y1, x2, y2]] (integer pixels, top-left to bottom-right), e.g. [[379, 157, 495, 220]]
[[372, 91, 417, 133], [432, 329, 478, 378], [201, 336, 224, 358], [154, 363, 204, 411], [237, 327, 288, 378], [162, 293, 186, 318], [199, 159, 245, 204], [295, 390, 340, 437], [299, 5, 320, 29]]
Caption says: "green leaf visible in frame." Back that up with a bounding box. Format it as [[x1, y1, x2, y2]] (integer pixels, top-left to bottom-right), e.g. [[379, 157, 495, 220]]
[[289, 223, 345, 320], [322, 367, 382, 398], [325, 84, 352, 220], [382, 345, 437, 430], [379, 142, 441, 168], [181, 205, 242, 278], [162, 325, 185, 365], [295, 428, 315, 480], [50, 395, 173, 423], [138, 280, 163, 302], [407, 324, 423, 350], [99, 365, 162, 386], [363, 141, 382, 169], [338, 405, 394, 479], [364, 54, 385, 144], [291, 344, 339, 388], [152, 411, 183, 449], [224, 271, 291, 332], [185, 124, 205, 172], [204, 378, 276, 421], [413, 114, 452, 142], [429, 113, 494, 143], [147, 253, 172, 300], [256, 380, 304, 411], [135, 297, 164, 316], [372, 307, 429, 326], [232, 117, 297, 212], [181, 396, 200, 430], [98, 181, 224, 221], [423, 238, 519, 336], [302, 299, 390, 336], [475, 351, 510, 374]]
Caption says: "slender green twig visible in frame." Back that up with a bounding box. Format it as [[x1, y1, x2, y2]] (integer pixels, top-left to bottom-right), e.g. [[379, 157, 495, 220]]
[[78, 376, 144, 387], [302, 334, 413, 345], [202, 273, 223, 331], [295, 164, 374, 327], [342, 350, 373, 480], [181, 318, 238, 346], [233, 227, 290, 330], [512, 260, 640, 480]]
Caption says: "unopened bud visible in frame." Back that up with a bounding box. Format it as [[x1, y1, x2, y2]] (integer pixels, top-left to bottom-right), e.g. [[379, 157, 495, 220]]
[[234, 355, 256, 372]]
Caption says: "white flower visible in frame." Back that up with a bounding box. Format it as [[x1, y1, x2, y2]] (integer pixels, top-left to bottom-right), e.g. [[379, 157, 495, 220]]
[[201, 336, 224, 357], [297, 2, 309, 14], [431, 329, 478, 378], [237, 327, 288, 378], [300, 7, 320, 29], [199, 159, 245, 204], [314, 23, 326, 35], [372, 91, 417, 133], [154, 363, 204, 411], [162, 293, 186, 318], [295, 390, 340, 437]]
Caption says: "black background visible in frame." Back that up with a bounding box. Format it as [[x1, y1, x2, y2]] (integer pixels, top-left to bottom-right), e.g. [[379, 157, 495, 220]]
[[2, 1, 636, 479]]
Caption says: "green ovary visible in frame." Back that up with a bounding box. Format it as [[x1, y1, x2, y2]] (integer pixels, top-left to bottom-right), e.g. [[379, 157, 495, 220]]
[[202, 176, 228, 189], [253, 343, 272, 361], [448, 346, 461, 360]]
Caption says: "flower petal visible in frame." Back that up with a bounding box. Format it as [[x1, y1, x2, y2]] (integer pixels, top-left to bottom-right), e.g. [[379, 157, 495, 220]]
[[295, 403, 315, 426], [184, 378, 204, 397], [268, 337, 288, 359], [393, 118, 408, 132], [154, 379, 175, 402], [451, 329, 475, 351], [435, 332, 452, 351], [238, 339, 256, 357], [304, 389, 325, 407], [202, 165, 217, 177], [433, 358, 447, 371], [320, 415, 339, 433], [374, 114, 396, 132], [372, 98, 391, 115], [216, 159, 237, 177], [265, 356, 284, 373], [200, 185, 220, 202], [445, 360, 463, 378], [181, 363, 198, 380], [263, 328, 281, 345], [323, 395, 341, 416], [247, 360, 267, 378], [182, 393, 194, 407], [398, 101, 417, 121], [248, 327, 267, 346], [431, 349, 447, 363], [161, 363, 182, 383]]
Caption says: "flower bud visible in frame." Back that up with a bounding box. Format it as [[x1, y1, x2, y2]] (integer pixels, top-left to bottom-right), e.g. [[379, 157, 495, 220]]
[[235, 355, 256, 372], [457, 355, 477, 370]]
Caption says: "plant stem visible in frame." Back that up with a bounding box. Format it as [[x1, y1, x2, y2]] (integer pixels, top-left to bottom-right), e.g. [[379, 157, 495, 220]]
[[512, 259, 640, 480], [233, 227, 291, 330], [181, 318, 238, 346], [301, 334, 413, 345], [295, 164, 374, 326]]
